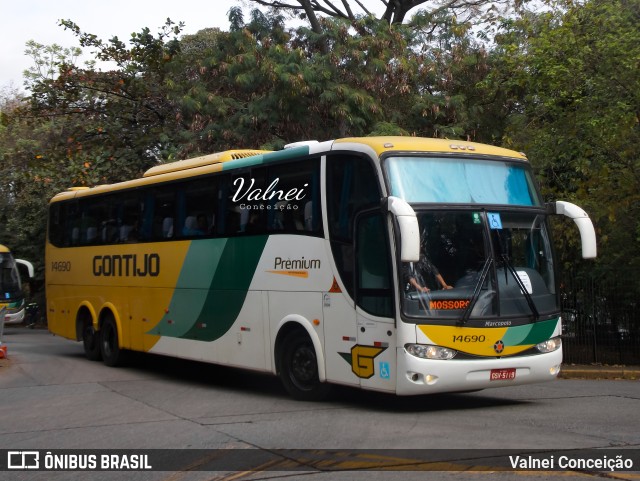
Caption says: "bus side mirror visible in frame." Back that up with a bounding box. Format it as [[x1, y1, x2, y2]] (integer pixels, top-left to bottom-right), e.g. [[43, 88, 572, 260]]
[[549, 201, 597, 259], [385, 196, 420, 262], [16, 259, 35, 280]]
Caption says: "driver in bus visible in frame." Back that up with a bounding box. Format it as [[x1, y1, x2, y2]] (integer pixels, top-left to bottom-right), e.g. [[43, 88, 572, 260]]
[[403, 231, 452, 294], [403, 256, 452, 293]]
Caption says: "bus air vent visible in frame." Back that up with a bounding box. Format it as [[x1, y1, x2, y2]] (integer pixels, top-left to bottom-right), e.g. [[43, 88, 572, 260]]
[[143, 150, 271, 177]]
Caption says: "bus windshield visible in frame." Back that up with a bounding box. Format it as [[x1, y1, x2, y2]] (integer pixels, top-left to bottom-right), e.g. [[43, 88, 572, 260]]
[[401, 210, 557, 322], [385, 156, 542, 206], [0, 252, 22, 300]]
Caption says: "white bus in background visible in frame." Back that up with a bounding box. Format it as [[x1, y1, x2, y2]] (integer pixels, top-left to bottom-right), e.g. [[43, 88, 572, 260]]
[[0, 244, 34, 325]]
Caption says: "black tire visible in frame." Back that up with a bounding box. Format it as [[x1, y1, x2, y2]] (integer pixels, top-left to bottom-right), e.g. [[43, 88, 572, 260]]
[[100, 314, 127, 367], [82, 323, 102, 361], [278, 330, 331, 401]]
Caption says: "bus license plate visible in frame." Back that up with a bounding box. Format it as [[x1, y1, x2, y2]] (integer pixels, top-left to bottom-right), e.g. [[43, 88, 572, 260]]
[[490, 368, 516, 381]]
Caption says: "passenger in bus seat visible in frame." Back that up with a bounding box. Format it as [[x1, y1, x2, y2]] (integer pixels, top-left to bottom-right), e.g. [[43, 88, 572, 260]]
[[196, 214, 210, 235], [183, 216, 202, 236], [102, 220, 118, 243], [272, 201, 287, 230], [120, 218, 139, 242], [86, 226, 98, 244], [182, 214, 210, 236], [162, 217, 174, 238], [304, 201, 313, 231]]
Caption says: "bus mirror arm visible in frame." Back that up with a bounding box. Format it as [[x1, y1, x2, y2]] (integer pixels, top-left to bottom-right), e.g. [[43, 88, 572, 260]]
[[384, 196, 420, 262], [548, 201, 597, 259], [15, 259, 35, 279]]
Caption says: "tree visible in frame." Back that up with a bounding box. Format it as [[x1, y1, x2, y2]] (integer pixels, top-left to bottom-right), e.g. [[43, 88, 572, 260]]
[[491, 0, 640, 291], [246, 0, 524, 32], [25, 19, 187, 183], [0, 93, 76, 270], [171, 10, 415, 153], [0, 20, 187, 276], [172, 6, 497, 154]]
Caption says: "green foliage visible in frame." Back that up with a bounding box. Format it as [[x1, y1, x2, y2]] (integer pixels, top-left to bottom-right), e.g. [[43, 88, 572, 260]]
[[171, 12, 441, 154], [1, 20, 186, 273], [490, 0, 640, 291]]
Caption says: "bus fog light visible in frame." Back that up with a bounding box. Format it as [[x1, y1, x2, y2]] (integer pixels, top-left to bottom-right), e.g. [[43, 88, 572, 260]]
[[425, 374, 438, 384], [405, 344, 457, 360], [535, 337, 562, 353], [549, 364, 561, 376], [406, 372, 439, 385]]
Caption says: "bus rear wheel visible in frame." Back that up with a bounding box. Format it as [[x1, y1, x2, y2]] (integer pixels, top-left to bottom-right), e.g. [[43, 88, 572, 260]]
[[278, 330, 331, 401], [100, 315, 127, 367]]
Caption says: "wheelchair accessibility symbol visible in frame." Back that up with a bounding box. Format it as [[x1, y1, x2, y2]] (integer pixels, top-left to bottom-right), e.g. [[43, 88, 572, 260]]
[[379, 361, 390, 379], [488, 212, 503, 230]]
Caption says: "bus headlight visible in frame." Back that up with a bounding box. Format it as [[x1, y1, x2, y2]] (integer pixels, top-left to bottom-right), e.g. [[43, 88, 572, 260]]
[[535, 337, 562, 353], [405, 344, 457, 360]]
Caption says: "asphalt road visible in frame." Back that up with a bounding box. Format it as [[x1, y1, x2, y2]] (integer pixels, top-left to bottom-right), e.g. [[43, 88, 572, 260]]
[[1, 327, 639, 481]]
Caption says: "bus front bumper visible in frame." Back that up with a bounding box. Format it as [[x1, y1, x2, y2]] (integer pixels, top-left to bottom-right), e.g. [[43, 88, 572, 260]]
[[396, 347, 562, 395], [3, 308, 25, 325]]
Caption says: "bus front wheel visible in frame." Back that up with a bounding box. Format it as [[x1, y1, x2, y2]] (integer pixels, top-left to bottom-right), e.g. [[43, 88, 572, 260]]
[[278, 330, 331, 401], [100, 315, 127, 367]]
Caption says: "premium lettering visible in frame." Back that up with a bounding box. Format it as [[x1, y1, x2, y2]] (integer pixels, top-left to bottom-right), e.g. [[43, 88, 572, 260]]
[[274, 256, 321, 270], [93, 254, 160, 277]]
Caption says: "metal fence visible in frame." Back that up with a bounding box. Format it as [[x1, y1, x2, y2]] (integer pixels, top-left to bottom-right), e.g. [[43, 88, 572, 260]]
[[560, 277, 640, 365]]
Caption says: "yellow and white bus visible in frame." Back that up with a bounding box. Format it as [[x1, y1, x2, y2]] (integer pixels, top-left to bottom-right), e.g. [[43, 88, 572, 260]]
[[46, 137, 596, 400], [1, 244, 34, 325]]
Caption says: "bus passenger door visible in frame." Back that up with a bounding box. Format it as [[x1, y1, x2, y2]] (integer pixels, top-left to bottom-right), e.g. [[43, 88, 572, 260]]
[[324, 153, 393, 390], [353, 211, 396, 393]]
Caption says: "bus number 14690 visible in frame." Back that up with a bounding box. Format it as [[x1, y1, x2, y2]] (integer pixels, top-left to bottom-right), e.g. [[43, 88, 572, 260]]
[[452, 335, 485, 343]]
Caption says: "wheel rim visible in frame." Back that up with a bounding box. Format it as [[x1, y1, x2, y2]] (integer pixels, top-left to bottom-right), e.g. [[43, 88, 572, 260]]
[[289, 342, 318, 390], [102, 323, 115, 358]]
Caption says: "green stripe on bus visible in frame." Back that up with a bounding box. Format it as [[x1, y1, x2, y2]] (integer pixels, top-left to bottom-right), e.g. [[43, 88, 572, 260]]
[[502, 318, 558, 346], [221, 146, 310, 171], [147, 239, 227, 338], [148, 235, 269, 342]]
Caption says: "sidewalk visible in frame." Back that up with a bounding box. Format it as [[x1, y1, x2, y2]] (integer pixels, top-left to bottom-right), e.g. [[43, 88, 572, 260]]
[[560, 364, 640, 380]]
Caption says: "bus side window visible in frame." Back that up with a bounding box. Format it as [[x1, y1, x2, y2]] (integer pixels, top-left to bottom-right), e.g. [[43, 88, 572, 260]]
[[228, 170, 267, 235], [117, 194, 141, 243], [78, 199, 106, 245], [139, 189, 155, 241], [180, 177, 217, 237], [266, 158, 322, 235], [326, 154, 381, 297], [153, 190, 176, 239], [356, 212, 393, 317], [48, 204, 63, 246]]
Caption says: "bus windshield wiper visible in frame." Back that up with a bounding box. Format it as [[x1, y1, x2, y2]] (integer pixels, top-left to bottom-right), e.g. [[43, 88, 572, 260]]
[[459, 257, 493, 325], [501, 254, 540, 320]]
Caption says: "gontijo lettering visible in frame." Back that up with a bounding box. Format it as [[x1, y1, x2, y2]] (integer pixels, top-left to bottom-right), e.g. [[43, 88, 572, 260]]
[[93, 254, 160, 277]]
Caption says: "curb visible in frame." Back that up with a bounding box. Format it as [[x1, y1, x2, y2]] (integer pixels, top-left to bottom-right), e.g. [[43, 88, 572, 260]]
[[560, 364, 640, 380]]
